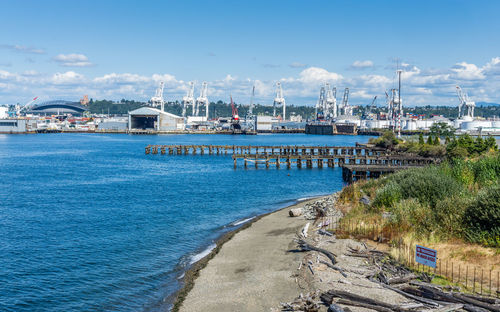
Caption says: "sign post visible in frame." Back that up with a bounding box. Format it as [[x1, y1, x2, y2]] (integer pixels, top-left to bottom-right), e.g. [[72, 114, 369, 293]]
[[415, 245, 437, 269]]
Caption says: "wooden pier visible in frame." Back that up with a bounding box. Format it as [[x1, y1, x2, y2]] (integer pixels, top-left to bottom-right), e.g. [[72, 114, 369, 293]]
[[145, 144, 439, 182], [145, 144, 387, 157]]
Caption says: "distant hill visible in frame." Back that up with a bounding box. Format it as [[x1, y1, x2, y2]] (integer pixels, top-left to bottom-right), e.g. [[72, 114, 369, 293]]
[[477, 102, 500, 107]]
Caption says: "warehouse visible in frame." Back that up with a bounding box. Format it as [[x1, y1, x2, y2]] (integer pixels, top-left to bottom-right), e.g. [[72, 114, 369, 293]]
[[128, 107, 184, 131]]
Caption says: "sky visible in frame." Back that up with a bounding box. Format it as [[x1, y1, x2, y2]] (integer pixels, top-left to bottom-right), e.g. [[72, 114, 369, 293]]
[[1, 0, 499, 107]]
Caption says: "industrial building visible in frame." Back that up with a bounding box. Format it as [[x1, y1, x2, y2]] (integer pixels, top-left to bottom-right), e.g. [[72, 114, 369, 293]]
[[128, 107, 184, 131], [28, 100, 87, 115], [0, 119, 27, 133]]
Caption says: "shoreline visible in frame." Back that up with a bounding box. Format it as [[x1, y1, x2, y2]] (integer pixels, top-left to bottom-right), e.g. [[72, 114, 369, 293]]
[[170, 195, 328, 312]]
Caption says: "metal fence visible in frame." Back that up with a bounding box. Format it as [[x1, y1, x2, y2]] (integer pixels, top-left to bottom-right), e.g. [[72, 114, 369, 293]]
[[323, 217, 499, 298]]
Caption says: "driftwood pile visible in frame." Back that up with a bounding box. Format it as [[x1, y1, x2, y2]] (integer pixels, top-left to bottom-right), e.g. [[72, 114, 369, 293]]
[[300, 195, 342, 220], [281, 291, 322, 312], [289, 236, 500, 312], [321, 247, 500, 312]]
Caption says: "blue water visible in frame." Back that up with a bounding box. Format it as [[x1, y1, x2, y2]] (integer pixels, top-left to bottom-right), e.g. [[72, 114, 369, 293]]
[[0, 133, 372, 311]]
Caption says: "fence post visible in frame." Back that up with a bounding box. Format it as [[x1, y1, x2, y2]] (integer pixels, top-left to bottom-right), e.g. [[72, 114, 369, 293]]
[[473, 267, 476, 294], [452, 262, 454, 283], [458, 265, 461, 286], [489, 269, 492, 296], [446, 260, 449, 279], [481, 269, 483, 295], [466, 266, 468, 289]]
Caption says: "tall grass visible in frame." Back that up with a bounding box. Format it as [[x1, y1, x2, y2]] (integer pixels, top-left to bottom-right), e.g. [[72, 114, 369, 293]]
[[341, 153, 500, 247]]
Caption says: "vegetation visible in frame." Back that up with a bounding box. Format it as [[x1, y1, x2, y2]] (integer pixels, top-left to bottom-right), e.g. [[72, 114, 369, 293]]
[[86, 98, 315, 119], [343, 133, 499, 247], [356, 104, 500, 119]]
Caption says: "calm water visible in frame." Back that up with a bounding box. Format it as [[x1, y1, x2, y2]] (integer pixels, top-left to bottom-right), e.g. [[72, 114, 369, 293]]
[[0, 133, 372, 311]]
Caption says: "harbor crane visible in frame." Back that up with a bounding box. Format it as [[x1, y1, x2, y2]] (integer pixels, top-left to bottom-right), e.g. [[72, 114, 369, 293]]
[[196, 82, 210, 119], [385, 91, 393, 121], [340, 88, 352, 116], [325, 83, 337, 119], [365, 96, 377, 117], [150, 82, 165, 112], [182, 81, 195, 118], [272, 82, 286, 119], [456, 86, 475, 119], [248, 85, 255, 116], [17, 96, 39, 115], [230, 95, 241, 131], [316, 85, 326, 119]]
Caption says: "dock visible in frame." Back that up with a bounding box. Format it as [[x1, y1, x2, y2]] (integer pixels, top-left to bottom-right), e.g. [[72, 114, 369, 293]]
[[145, 144, 439, 182]]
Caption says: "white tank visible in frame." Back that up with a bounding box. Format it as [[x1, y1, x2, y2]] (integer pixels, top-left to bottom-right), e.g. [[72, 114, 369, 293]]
[[365, 120, 379, 129], [405, 120, 417, 131], [0, 106, 8, 119], [461, 120, 492, 131]]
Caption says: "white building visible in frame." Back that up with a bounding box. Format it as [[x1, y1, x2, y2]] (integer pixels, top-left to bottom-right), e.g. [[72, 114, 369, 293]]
[[0, 107, 8, 119], [128, 107, 184, 131], [0, 119, 27, 133]]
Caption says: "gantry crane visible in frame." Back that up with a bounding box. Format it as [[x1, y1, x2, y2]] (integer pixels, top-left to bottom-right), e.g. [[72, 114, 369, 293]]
[[316, 85, 326, 119], [273, 82, 286, 119], [196, 82, 209, 119], [456, 86, 475, 119], [248, 85, 255, 117], [182, 81, 195, 117], [150, 82, 165, 111], [325, 83, 337, 119], [340, 88, 351, 116]]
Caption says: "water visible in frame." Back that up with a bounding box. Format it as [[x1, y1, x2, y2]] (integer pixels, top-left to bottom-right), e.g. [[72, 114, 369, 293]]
[[0, 133, 373, 311]]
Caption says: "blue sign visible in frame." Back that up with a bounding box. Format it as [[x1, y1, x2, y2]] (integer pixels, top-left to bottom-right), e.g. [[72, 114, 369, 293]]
[[415, 245, 437, 268]]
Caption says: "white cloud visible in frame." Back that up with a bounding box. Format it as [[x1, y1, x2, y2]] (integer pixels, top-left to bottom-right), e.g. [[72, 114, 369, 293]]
[[53, 54, 93, 67], [350, 60, 374, 69], [93, 73, 148, 84], [2, 57, 500, 106], [483, 57, 500, 75], [0, 44, 45, 54], [451, 62, 484, 80], [51, 71, 85, 85], [297, 67, 343, 84], [289, 62, 307, 68]]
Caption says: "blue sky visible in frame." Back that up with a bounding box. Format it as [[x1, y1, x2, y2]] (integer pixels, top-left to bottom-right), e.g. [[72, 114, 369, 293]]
[[1, 0, 499, 106]]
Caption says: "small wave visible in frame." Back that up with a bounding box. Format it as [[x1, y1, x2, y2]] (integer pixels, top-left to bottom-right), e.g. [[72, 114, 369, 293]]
[[297, 197, 314, 202], [231, 216, 255, 226], [189, 243, 216, 265], [177, 272, 185, 280]]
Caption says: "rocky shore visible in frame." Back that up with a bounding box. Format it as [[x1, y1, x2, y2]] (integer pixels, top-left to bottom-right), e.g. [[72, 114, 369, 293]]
[[174, 194, 500, 312]]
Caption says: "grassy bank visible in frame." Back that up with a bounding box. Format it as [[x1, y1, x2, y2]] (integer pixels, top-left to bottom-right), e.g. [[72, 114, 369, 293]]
[[339, 153, 500, 247], [338, 130, 499, 254]]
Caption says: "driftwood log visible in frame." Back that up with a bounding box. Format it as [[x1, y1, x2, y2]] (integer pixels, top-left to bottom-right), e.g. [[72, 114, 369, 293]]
[[296, 239, 336, 265], [289, 207, 303, 217], [335, 298, 393, 312], [387, 273, 417, 285], [452, 293, 500, 312], [327, 303, 345, 312], [320, 289, 408, 312], [319, 260, 347, 278], [463, 304, 490, 312]]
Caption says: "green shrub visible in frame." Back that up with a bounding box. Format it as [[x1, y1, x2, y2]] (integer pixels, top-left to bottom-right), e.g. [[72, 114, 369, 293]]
[[387, 167, 463, 208], [433, 196, 469, 239], [463, 185, 500, 247], [372, 182, 402, 209]]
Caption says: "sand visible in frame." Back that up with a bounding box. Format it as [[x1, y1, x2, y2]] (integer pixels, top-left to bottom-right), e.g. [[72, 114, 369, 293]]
[[176, 197, 320, 312]]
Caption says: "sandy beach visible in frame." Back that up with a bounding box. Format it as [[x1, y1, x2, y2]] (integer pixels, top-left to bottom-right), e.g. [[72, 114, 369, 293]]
[[174, 197, 322, 312], [173, 194, 417, 312]]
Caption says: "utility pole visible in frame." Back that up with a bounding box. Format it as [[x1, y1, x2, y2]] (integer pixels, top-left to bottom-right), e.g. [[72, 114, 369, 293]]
[[397, 69, 402, 138]]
